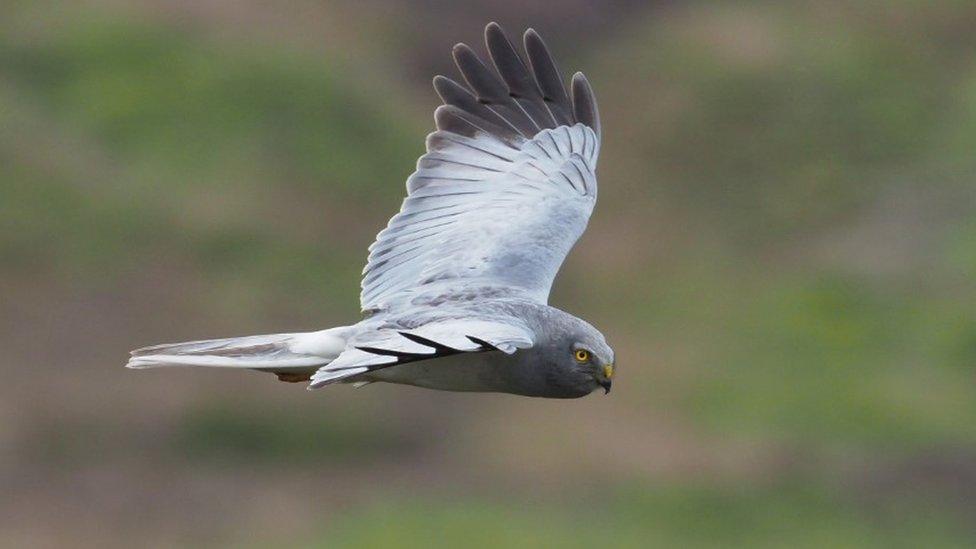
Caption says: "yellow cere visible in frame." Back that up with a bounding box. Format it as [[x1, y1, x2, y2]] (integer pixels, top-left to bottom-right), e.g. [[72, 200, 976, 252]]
[[603, 364, 614, 379]]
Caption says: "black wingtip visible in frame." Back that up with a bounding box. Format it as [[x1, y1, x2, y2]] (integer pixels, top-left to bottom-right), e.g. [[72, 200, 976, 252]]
[[434, 25, 598, 142], [432, 74, 452, 97], [523, 28, 548, 57], [523, 27, 572, 125], [451, 43, 481, 77], [484, 22, 510, 53], [451, 42, 469, 59], [571, 71, 601, 138]]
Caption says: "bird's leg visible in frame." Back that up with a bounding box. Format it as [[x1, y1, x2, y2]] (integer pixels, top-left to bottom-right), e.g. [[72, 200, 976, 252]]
[[275, 372, 312, 383]]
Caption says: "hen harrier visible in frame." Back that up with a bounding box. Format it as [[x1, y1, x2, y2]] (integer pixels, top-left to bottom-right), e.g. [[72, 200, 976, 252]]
[[128, 23, 613, 398]]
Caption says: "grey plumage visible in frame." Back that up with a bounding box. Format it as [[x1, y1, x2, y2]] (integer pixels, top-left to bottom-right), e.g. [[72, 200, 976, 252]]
[[127, 23, 615, 399]]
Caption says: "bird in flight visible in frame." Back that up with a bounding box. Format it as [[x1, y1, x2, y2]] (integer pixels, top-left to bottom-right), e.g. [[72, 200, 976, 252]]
[[128, 23, 614, 398]]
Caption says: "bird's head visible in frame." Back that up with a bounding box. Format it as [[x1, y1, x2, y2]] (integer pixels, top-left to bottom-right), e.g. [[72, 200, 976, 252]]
[[569, 340, 615, 395], [537, 315, 614, 397]]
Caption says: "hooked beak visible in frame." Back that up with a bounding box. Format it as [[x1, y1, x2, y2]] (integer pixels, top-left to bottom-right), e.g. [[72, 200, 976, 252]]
[[599, 363, 614, 394]]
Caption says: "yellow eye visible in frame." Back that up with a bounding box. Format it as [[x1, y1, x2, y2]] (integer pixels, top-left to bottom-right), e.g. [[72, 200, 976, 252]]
[[574, 349, 590, 362]]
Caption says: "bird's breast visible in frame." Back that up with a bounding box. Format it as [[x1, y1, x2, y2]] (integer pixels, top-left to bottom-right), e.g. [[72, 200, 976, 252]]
[[365, 351, 522, 393]]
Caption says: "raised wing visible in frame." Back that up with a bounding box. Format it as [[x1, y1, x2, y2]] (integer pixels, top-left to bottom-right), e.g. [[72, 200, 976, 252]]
[[360, 23, 601, 313]]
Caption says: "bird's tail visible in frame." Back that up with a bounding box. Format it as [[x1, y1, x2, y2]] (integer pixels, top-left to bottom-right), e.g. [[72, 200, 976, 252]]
[[126, 326, 354, 382]]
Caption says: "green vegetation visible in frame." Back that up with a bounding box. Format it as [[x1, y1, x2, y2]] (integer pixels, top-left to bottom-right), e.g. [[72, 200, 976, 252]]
[[175, 402, 421, 465], [315, 483, 973, 548], [0, 10, 418, 313]]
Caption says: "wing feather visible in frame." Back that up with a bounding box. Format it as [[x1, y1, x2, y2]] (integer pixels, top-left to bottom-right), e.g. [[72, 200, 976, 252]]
[[360, 23, 601, 313], [308, 317, 535, 388], [524, 29, 574, 126]]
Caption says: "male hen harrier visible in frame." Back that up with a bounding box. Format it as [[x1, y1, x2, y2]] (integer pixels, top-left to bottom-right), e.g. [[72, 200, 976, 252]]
[[128, 23, 613, 398]]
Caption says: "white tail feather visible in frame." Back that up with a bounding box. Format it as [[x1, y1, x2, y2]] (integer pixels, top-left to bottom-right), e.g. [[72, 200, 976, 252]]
[[126, 326, 353, 372]]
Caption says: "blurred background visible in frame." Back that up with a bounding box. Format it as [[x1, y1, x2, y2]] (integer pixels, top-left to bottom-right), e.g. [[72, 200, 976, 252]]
[[2, 0, 975, 546]]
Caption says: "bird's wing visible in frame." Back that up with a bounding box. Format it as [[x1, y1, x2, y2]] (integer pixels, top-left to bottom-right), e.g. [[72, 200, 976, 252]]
[[360, 23, 601, 313], [309, 315, 535, 388]]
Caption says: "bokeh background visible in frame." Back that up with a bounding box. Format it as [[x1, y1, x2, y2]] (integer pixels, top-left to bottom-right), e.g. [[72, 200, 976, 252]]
[[2, 1, 976, 546]]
